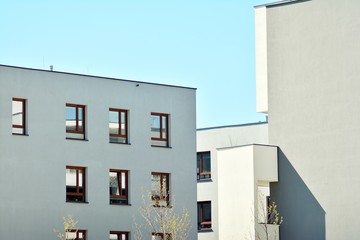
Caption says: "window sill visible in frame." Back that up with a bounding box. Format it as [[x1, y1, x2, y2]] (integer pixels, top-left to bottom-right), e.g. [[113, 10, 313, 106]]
[[197, 179, 213, 183], [12, 133, 29, 136], [109, 141, 131, 145], [110, 203, 132, 206], [198, 229, 213, 233], [66, 201, 89, 204], [66, 138, 88, 141], [151, 145, 172, 149]]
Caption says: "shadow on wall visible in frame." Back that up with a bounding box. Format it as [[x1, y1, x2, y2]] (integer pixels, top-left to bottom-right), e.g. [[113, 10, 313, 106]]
[[270, 149, 325, 240]]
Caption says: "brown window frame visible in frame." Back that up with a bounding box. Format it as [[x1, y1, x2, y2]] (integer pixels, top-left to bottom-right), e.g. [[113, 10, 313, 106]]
[[66, 166, 86, 203], [151, 112, 169, 147], [197, 151, 211, 180], [66, 103, 86, 139], [110, 231, 129, 240], [197, 201, 212, 231], [152, 232, 171, 240], [109, 169, 129, 205], [109, 108, 128, 144], [66, 229, 86, 240], [12, 98, 26, 135], [151, 172, 170, 206]]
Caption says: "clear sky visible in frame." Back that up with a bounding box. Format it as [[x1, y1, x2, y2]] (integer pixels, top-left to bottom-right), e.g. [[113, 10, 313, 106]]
[[0, 0, 269, 128]]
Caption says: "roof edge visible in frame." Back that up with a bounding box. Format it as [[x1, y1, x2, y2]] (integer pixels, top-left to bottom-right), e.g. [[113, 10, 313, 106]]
[[254, 0, 311, 8], [197, 121, 268, 131], [0, 64, 197, 90], [217, 143, 278, 151]]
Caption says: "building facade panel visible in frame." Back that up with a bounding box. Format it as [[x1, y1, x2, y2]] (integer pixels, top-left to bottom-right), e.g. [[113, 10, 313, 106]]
[[197, 123, 268, 240], [256, 0, 360, 239], [0, 65, 197, 239]]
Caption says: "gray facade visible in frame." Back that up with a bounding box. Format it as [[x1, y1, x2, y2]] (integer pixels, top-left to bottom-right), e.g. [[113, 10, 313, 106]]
[[0, 65, 197, 239], [256, 0, 360, 239]]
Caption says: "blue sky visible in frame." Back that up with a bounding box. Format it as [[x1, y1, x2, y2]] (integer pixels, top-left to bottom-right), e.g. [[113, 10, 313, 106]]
[[0, 0, 269, 128]]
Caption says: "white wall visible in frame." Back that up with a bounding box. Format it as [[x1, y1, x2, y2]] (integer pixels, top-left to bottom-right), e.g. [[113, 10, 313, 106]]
[[217, 146, 255, 240], [217, 144, 278, 240], [197, 123, 268, 240], [0, 65, 197, 239], [256, 0, 360, 239]]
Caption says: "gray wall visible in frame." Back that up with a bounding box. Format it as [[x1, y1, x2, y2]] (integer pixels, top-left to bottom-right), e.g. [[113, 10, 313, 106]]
[[0, 65, 197, 239], [264, 0, 360, 239]]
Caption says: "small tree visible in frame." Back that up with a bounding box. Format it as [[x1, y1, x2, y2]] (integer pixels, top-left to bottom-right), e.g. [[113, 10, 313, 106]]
[[53, 215, 78, 240], [255, 192, 283, 240], [134, 191, 191, 240]]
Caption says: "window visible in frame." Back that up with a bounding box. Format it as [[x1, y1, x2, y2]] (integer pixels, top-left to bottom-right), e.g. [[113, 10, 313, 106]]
[[109, 108, 128, 143], [109, 169, 129, 205], [197, 201, 212, 231], [66, 166, 86, 203], [12, 98, 26, 135], [151, 113, 169, 147], [152, 233, 171, 240], [66, 104, 86, 140], [66, 229, 86, 240], [110, 231, 129, 240], [151, 172, 170, 206], [197, 152, 211, 180]]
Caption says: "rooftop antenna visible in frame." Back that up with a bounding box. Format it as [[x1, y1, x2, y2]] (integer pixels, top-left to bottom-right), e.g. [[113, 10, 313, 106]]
[[50, 65, 53, 71]]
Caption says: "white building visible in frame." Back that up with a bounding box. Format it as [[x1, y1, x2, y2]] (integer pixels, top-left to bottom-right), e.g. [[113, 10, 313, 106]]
[[197, 123, 279, 240], [0, 64, 197, 239], [255, 0, 360, 239]]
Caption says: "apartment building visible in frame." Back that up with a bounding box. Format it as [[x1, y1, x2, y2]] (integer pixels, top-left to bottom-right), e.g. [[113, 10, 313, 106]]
[[255, 0, 360, 239], [197, 123, 279, 240], [0, 64, 197, 239]]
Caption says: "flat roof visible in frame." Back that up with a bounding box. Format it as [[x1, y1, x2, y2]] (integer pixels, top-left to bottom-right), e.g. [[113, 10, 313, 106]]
[[217, 143, 278, 151], [197, 121, 267, 131], [0, 64, 196, 90], [254, 0, 310, 8]]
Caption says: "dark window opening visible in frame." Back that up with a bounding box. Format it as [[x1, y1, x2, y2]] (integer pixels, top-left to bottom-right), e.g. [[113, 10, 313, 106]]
[[197, 152, 211, 180], [198, 201, 212, 231]]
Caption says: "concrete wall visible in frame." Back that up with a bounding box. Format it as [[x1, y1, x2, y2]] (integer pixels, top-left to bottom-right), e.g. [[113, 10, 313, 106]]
[[256, 0, 360, 239], [217, 144, 278, 240], [0, 65, 197, 239], [218, 146, 255, 240], [197, 123, 268, 240]]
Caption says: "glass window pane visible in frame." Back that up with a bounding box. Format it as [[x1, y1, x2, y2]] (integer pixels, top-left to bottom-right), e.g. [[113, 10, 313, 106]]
[[197, 154, 201, 174], [121, 172, 126, 194], [203, 153, 211, 173], [161, 175, 168, 196], [109, 172, 120, 196], [78, 169, 83, 193], [78, 107, 84, 131], [78, 107, 83, 121], [151, 115, 161, 138], [120, 112, 126, 135], [109, 111, 119, 135], [12, 128, 23, 134], [66, 106, 76, 131], [12, 100, 23, 126], [110, 233, 118, 240], [66, 232, 76, 239], [161, 116, 167, 139], [66, 169, 77, 193], [151, 174, 161, 197], [203, 202, 211, 221]]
